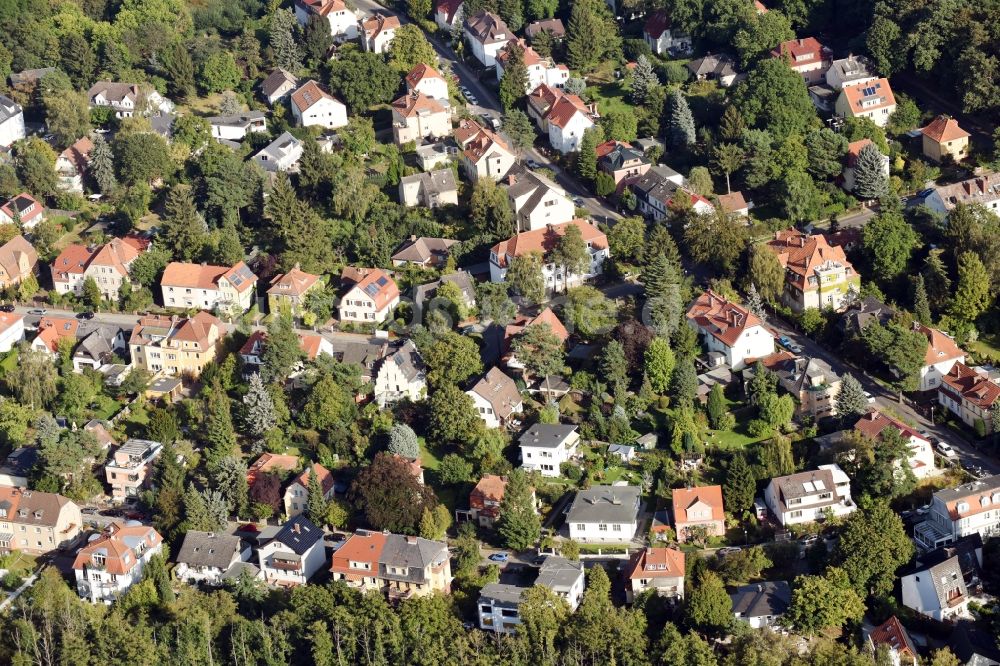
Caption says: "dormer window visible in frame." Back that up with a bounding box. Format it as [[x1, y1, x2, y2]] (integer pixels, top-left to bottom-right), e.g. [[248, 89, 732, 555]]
[[93, 553, 106, 567], [957, 501, 969, 513]]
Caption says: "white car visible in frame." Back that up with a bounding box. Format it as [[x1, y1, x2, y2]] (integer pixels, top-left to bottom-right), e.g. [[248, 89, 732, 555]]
[[864, 391, 875, 404], [936, 441, 957, 458]]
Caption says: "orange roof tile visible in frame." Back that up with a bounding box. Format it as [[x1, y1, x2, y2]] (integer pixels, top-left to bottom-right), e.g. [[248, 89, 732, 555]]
[[914, 323, 965, 367], [247, 453, 300, 484], [505, 307, 570, 344], [940, 362, 1000, 409], [546, 94, 593, 129], [330, 530, 387, 575], [765, 228, 855, 293], [921, 115, 970, 144], [391, 91, 448, 119], [50, 245, 96, 280], [869, 616, 917, 659], [268, 266, 320, 297], [671, 485, 725, 525], [854, 409, 928, 444], [343, 268, 400, 312], [489, 219, 608, 268], [625, 547, 685, 580], [290, 80, 338, 114], [72, 522, 162, 575], [771, 37, 828, 67], [293, 463, 335, 495], [405, 63, 444, 90], [161, 261, 257, 293], [685, 290, 764, 347], [298, 0, 347, 17], [841, 78, 895, 115], [35, 316, 79, 353]]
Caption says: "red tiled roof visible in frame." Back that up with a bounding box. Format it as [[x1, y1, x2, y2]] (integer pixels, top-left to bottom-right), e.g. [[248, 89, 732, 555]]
[[161, 261, 256, 293], [72, 522, 162, 575], [940, 362, 1000, 409], [504, 307, 570, 344], [405, 63, 444, 90], [34, 316, 79, 353], [290, 80, 338, 114], [685, 290, 764, 347], [268, 266, 320, 297], [391, 91, 448, 119], [671, 485, 725, 525], [489, 219, 607, 268], [51, 244, 95, 281], [436, 0, 462, 22], [765, 228, 855, 292], [343, 268, 400, 312], [921, 115, 970, 144], [771, 37, 827, 67], [546, 94, 592, 129], [625, 547, 685, 580], [298, 0, 347, 18], [293, 463, 335, 496], [59, 137, 94, 173], [330, 530, 387, 575], [1, 192, 44, 226], [361, 13, 400, 38], [842, 78, 895, 115], [869, 616, 917, 660], [854, 409, 929, 445], [247, 453, 299, 485], [644, 10, 671, 39], [914, 323, 965, 367]]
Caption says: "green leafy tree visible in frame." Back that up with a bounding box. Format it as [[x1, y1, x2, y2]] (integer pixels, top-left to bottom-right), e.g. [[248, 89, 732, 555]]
[[162, 41, 196, 100], [6, 345, 57, 408], [39, 72, 90, 149], [913, 273, 932, 324], [213, 455, 250, 518], [301, 373, 356, 432], [836, 500, 914, 598], [261, 315, 304, 384], [563, 285, 616, 339], [805, 128, 849, 179], [306, 467, 329, 526], [519, 586, 570, 665], [407, 0, 432, 18], [350, 452, 438, 534], [664, 89, 696, 148], [13, 137, 58, 196], [437, 454, 473, 485], [388, 25, 437, 73], [600, 339, 629, 398], [685, 571, 732, 634], [512, 322, 565, 390], [852, 143, 889, 200], [470, 177, 514, 239], [550, 223, 590, 294], [152, 442, 186, 539], [732, 58, 816, 137], [785, 568, 866, 635], [498, 468, 540, 550], [329, 51, 399, 112], [644, 337, 676, 394], [428, 384, 483, 447], [476, 282, 517, 325], [499, 0, 525, 31], [81, 277, 102, 309], [672, 356, 698, 409], [712, 142, 745, 194], [199, 52, 241, 93], [203, 380, 237, 472], [706, 383, 727, 429], [862, 211, 918, 284], [759, 392, 795, 431], [114, 132, 173, 186], [601, 108, 638, 143], [732, 8, 795, 66], [683, 209, 749, 276], [950, 252, 991, 321], [506, 251, 545, 303], [499, 42, 529, 111], [865, 15, 905, 77], [607, 216, 645, 264], [424, 331, 483, 387]]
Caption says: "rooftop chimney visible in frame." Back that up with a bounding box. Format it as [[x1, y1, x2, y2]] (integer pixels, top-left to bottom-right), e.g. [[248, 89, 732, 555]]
[[407, 535, 418, 544]]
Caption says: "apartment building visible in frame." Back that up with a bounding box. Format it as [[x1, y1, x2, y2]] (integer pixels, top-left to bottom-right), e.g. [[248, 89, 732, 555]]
[[257, 514, 326, 586], [73, 522, 163, 603], [566, 485, 641, 543], [160, 261, 257, 313], [0, 487, 82, 555], [129, 312, 223, 378], [330, 529, 452, 599], [763, 464, 856, 526], [267, 265, 321, 316], [488, 219, 610, 291], [765, 228, 860, 312], [939, 362, 1000, 434], [478, 556, 584, 632], [914, 476, 1000, 551], [338, 267, 400, 324], [50, 237, 146, 301], [104, 439, 163, 501]]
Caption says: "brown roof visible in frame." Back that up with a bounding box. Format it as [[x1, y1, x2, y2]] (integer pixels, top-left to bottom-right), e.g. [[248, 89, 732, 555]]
[[72, 522, 162, 575], [468, 367, 522, 418], [717, 191, 748, 213], [465, 11, 511, 45], [436, 0, 462, 22], [914, 323, 965, 367], [686, 290, 764, 347], [841, 78, 895, 115], [765, 228, 855, 292], [290, 80, 338, 114], [0, 487, 76, 528], [161, 261, 257, 293], [921, 115, 970, 144], [526, 84, 562, 117], [0, 235, 37, 282], [268, 266, 320, 297], [869, 616, 917, 660], [391, 236, 458, 264], [129, 312, 221, 348], [391, 91, 448, 119], [297, 0, 347, 18], [361, 12, 400, 37], [405, 63, 444, 91], [59, 137, 94, 173], [497, 39, 545, 68], [625, 547, 685, 580], [854, 409, 929, 444], [292, 463, 335, 495], [460, 125, 512, 164], [489, 219, 607, 268], [471, 474, 507, 504], [505, 307, 570, 344], [771, 37, 828, 67], [940, 362, 1000, 409], [330, 530, 387, 575], [671, 485, 725, 525]]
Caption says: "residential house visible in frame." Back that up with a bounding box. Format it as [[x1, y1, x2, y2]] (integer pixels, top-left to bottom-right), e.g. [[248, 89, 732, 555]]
[[129, 312, 223, 377], [456, 474, 533, 527], [30, 316, 79, 356], [842, 138, 890, 193], [545, 92, 597, 154], [0, 487, 82, 555], [391, 236, 459, 268], [56, 137, 93, 193], [290, 80, 348, 130], [914, 476, 1000, 551], [283, 463, 336, 519], [598, 141, 650, 192], [505, 167, 575, 232], [525, 18, 565, 42], [405, 63, 449, 100], [672, 485, 725, 542], [455, 118, 516, 182], [835, 78, 896, 128], [631, 165, 713, 221], [765, 228, 860, 312], [467, 367, 522, 428], [730, 581, 792, 628], [624, 547, 685, 603], [503, 308, 570, 371], [0, 447, 39, 488], [160, 261, 257, 314], [435, 0, 463, 31], [686, 290, 775, 371], [464, 11, 512, 67], [925, 172, 1000, 219], [49, 237, 145, 300], [0, 192, 44, 229], [901, 553, 970, 621], [755, 352, 842, 420], [939, 362, 1000, 434], [867, 616, 918, 666], [950, 620, 1000, 665], [718, 191, 750, 217], [0, 94, 25, 147], [372, 339, 427, 407], [525, 83, 561, 130], [519, 423, 579, 477], [478, 557, 584, 632], [920, 115, 970, 163], [260, 68, 298, 105], [252, 131, 304, 172], [771, 37, 831, 84], [763, 464, 855, 526], [208, 111, 267, 141], [0, 235, 37, 290], [72, 324, 128, 373], [104, 439, 162, 501], [914, 323, 966, 392], [854, 410, 936, 479], [686, 54, 739, 86], [257, 514, 326, 586], [398, 168, 458, 210], [294, 0, 359, 40], [412, 270, 476, 323], [335, 338, 391, 384], [643, 10, 690, 55], [87, 81, 173, 118], [488, 219, 610, 290], [247, 453, 299, 488], [267, 265, 321, 315], [338, 267, 400, 324], [840, 295, 894, 338], [495, 39, 569, 92], [330, 529, 452, 598], [73, 522, 163, 603], [0, 313, 24, 353], [360, 13, 400, 53], [825, 54, 876, 89], [566, 485, 641, 543], [175, 532, 252, 586]]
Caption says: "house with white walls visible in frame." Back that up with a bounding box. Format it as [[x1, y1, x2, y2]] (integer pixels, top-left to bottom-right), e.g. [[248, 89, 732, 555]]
[[257, 514, 326, 586], [489, 219, 610, 291], [294, 0, 359, 40], [405, 63, 449, 100], [290, 80, 348, 130], [373, 340, 427, 407], [495, 39, 569, 93], [685, 290, 774, 371], [835, 78, 896, 128], [566, 485, 640, 542], [160, 261, 257, 314], [464, 11, 512, 67], [0, 95, 25, 147], [764, 464, 856, 526], [360, 13, 400, 53], [519, 424, 579, 477], [504, 167, 575, 232]]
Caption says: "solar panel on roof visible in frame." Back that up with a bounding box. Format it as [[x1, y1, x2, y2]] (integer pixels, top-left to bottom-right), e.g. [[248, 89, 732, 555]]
[[364, 284, 379, 296], [862, 86, 877, 96], [376, 276, 388, 286]]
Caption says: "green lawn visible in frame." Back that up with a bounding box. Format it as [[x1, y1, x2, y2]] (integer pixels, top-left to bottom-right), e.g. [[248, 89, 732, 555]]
[[704, 428, 765, 450], [90, 395, 126, 421], [418, 438, 441, 471], [584, 81, 632, 117], [0, 349, 18, 375]]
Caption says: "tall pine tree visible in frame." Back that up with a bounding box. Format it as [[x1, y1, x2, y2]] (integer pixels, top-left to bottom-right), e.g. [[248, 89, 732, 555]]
[[89, 133, 116, 193], [203, 379, 237, 473], [912, 273, 931, 324], [269, 8, 302, 71], [576, 126, 603, 183], [499, 43, 529, 111], [852, 143, 888, 200], [665, 89, 696, 147], [498, 469, 541, 550]]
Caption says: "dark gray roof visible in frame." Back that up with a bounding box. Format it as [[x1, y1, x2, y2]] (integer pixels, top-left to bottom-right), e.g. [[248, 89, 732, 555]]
[[9, 68, 55, 87], [535, 556, 582, 591], [506, 168, 568, 217], [260, 68, 297, 98], [208, 111, 267, 128], [687, 53, 737, 78], [730, 581, 791, 619], [631, 168, 682, 206], [400, 170, 457, 199], [828, 55, 874, 84], [221, 561, 260, 581], [600, 145, 646, 171], [1, 446, 39, 476], [479, 581, 525, 605], [518, 423, 578, 449], [272, 514, 323, 555], [525, 18, 565, 39], [565, 485, 641, 525], [377, 533, 448, 584], [933, 476, 1000, 505], [412, 270, 476, 316], [0, 95, 22, 123], [176, 531, 244, 569], [391, 236, 459, 264], [74, 326, 122, 363], [950, 621, 1000, 666], [150, 113, 175, 139], [384, 340, 426, 382]]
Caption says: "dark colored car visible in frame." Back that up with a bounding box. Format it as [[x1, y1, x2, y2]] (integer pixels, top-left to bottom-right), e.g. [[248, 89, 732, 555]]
[[77, 311, 95, 320], [0, 304, 14, 312], [100, 508, 125, 517]]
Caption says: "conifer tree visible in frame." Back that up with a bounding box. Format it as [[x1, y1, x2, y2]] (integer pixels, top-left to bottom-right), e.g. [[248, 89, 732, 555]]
[[89, 133, 116, 193], [161, 184, 207, 261], [724, 453, 756, 516], [835, 373, 869, 422], [307, 468, 329, 526], [912, 274, 931, 324], [576, 126, 603, 183], [719, 105, 746, 142], [242, 373, 277, 439], [746, 283, 766, 321], [630, 55, 659, 105], [203, 380, 237, 473], [852, 143, 888, 200], [269, 8, 302, 71], [498, 469, 541, 550], [664, 89, 696, 147], [499, 43, 529, 111]]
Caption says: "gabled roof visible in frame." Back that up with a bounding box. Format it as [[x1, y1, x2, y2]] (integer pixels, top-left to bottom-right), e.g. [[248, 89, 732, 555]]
[[0, 192, 43, 225], [34, 316, 80, 353], [295, 0, 347, 18], [643, 10, 671, 39], [87, 81, 141, 104], [330, 529, 387, 572], [941, 362, 1000, 409], [88, 237, 144, 273], [176, 531, 244, 569], [489, 219, 608, 268], [566, 485, 640, 524], [717, 191, 748, 213], [841, 78, 895, 115], [291, 463, 335, 496], [0, 486, 76, 528], [405, 63, 445, 91], [686, 290, 765, 347], [270, 514, 323, 555], [933, 475, 1000, 521], [464, 11, 511, 45], [73, 521, 162, 575], [260, 68, 298, 98], [391, 236, 459, 264], [687, 53, 737, 78], [546, 94, 594, 130], [869, 616, 918, 660], [854, 409, 930, 444], [731, 581, 791, 618], [392, 91, 448, 119], [435, 0, 463, 23], [0, 235, 37, 281], [913, 322, 965, 367], [381, 339, 425, 382], [845, 138, 875, 168], [343, 268, 399, 311], [470, 474, 507, 505], [361, 12, 400, 38], [765, 228, 854, 292], [921, 115, 970, 144], [58, 137, 94, 173], [771, 37, 828, 67], [268, 265, 320, 297], [459, 123, 513, 165], [625, 547, 684, 580], [290, 80, 341, 114], [525, 18, 565, 39], [129, 312, 221, 348], [505, 307, 570, 344], [671, 485, 724, 524], [468, 367, 521, 417], [161, 261, 257, 293]]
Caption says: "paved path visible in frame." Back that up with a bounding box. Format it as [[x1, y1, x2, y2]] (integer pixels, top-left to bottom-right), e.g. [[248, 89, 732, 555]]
[[0, 569, 39, 610]]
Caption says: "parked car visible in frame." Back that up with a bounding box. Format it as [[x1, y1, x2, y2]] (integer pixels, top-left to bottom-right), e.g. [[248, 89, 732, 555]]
[[77, 311, 95, 320], [28, 309, 47, 316], [572, 196, 585, 207], [864, 391, 876, 404], [531, 556, 547, 566], [716, 547, 742, 558], [525, 159, 542, 169], [488, 552, 510, 563], [778, 335, 792, 347], [936, 441, 958, 458], [0, 304, 13, 312], [800, 534, 820, 547], [787, 342, 804, 354]]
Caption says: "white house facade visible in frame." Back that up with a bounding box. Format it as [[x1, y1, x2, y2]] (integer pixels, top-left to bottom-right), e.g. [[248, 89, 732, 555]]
[[566, 485, 641, 543]]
